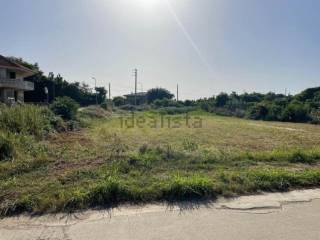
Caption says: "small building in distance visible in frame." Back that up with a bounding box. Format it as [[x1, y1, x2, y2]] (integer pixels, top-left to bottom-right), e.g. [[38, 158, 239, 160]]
[[124, 92, 147, 105], [0, 55, 36, 104]]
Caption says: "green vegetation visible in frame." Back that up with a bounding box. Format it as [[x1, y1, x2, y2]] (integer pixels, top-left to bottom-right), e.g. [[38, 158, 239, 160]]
[[0, 104, 55, 138], [146, 88, 174, 103], [1, 107, 320, 216], [193, 88, 320, 124], [8, 56, 320, 124], [8, 57, 107, 106], [136, 87, 320, 125], [2, 55, 318, 217], [0, 133, 14, 161], [50, 96, 80, 120]]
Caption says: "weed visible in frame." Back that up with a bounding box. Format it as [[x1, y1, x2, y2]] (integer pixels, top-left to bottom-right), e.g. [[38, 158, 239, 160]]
[[182, 138, 199, 152], [163, 175, 217, 201], [88, 177, 127, 206], [0, 134, 14, 161]]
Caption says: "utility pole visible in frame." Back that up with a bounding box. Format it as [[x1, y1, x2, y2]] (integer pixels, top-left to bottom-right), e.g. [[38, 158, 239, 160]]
[[92, 77, 98, 105], [134, 69, 138, 105], [108, 82, 113, 111], [176, 84, 179, 102]]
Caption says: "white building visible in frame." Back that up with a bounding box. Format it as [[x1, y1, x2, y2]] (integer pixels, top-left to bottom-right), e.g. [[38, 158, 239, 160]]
[[0, 55, 35, 103]]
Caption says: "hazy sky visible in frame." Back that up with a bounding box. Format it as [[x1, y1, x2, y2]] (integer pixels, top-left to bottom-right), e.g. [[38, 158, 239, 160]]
[[1, 0, 319, 99]]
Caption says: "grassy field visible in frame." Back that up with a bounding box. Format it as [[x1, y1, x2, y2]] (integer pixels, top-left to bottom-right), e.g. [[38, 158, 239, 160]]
[[1, 109, 320, 216]]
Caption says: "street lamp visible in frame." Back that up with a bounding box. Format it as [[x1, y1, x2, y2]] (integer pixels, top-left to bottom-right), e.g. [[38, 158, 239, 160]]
[[92, 77, 98, 105]]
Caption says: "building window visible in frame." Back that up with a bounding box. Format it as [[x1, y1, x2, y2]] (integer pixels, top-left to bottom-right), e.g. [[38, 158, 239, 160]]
[[9, 72, 16, 79]]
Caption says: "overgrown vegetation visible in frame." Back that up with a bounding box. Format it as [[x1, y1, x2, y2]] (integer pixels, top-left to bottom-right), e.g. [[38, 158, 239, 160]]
[[0, 133, 14, 161], [0, 104, 55, 138], [1, 57, 320, 216], [1, 110, 320, 216]]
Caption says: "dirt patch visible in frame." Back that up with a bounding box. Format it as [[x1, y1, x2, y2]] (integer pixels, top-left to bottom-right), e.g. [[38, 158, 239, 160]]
[[49, 131, 94, 147]]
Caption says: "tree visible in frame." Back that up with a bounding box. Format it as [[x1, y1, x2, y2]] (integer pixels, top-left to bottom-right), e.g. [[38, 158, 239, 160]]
[[113, 96, 126, 106], [12, 57, 108, 106], [146, 88, 174, 103], [247, 103, 269, 120], [215, 93, 229, 107], [282, 101, 310, 122], [95, 87, 107, 104]]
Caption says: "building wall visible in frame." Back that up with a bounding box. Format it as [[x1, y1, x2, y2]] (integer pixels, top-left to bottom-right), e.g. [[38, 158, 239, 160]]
[[0, 67, 26, 103], [125, 96, 147, 105], [0, 68, 23, 79], [0, 68, 6, 79], [4, 89, 14, 99], [0, 88, 17, 103]]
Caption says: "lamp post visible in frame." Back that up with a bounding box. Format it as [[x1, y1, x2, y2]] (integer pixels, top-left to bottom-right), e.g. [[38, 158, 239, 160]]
[[92, 77, 98, 105], [44, 87, 49, 104]]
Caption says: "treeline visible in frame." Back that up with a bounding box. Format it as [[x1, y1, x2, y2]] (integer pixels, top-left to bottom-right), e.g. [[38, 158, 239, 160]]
[[9, 57, 320, 124], [135, 87, 320, 124], [9, 57, 107, 106], [195, 89, 320, 123]]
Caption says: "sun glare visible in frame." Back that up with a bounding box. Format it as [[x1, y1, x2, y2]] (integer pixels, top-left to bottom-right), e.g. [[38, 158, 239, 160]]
[[137, 0, 162, 9]]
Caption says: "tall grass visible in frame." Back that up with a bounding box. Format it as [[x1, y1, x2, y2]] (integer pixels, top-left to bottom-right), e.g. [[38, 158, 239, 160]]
[[0, 104, 53, 138]]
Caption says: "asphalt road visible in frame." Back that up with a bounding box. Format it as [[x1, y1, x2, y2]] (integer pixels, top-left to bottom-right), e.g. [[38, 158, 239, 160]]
[[1, 189, 320, 240]]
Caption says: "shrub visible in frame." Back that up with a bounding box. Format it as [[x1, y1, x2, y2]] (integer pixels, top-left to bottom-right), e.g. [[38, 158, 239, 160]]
[[281, 101, 310, 122], [153, 98, 182, 108], [265, 104, 284, 121], [0, 134, 14, 161], [247, 103, 269, 120], [310, 110, 320, 124], [50, 97, 79, 120], [157, 106, 197, 115], [112, 96, 126, 107], [119, 104, 150, 112]]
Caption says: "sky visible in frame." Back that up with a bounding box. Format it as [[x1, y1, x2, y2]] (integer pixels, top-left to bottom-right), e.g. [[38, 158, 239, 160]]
[[0, 0, 319, 99]]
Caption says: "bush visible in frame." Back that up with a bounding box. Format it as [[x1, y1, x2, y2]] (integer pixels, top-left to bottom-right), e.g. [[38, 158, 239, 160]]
[[158, 106, 197, 115], [119, 104, 150, 112], [112, 96, 126, 107], [0, 134, 14, 161], [50, 97, 79, 120], [282, 101, 310, 122], [153, 98, 182, 108], [0, 104, 53, 137], [247, 103, 269, 120], [310, 110, 320, 124]]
